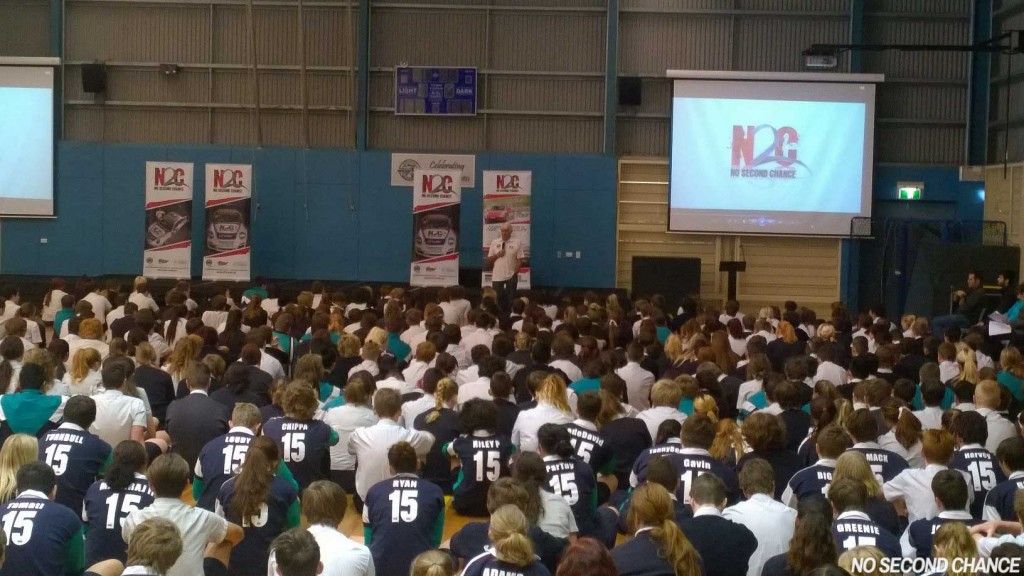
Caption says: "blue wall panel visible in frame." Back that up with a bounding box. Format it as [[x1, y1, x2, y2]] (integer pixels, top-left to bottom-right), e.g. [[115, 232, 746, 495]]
[[2, 142, 617, 288]]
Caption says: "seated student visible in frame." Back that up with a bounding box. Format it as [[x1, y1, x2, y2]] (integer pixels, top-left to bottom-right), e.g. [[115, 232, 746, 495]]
[[900, 469, 978, 559], [610, 483, 703, 576], [92, 517, 183, 576], [413, 378, 460, 493], [984, 437, 1024, 521], [882, 429, 962, 524], [363, 442, 445, 576], [783, 425, 851, 508], [490, 372, 521, 438], [269, 528, 323, 576], [38, 394, 112, 515], [913, 378, 947, 431], [461, 505, 551, 576], [0, 461, 85, 576], [409, 549, 457, 576], [537, 423, 614, 547], [636, 379, 686, 443], [677, 472, 757, 576], [449, 476, 567, 573], [123, 453, 244, 576], [660, 414, 740, 505], [83, 440, 155, 566], [614, 456, 692, 533], [972, 490, 1024, 557], [628, 419, 683, 489], [833, 451, 901, 537], [564, 392, 613, 479], [596, 373, 652, 488], [877, 398, 924, 468], [761, 495, 838, 576], [737, 412, 805, 500], [512, 452, 578, 543], [949, 410, 1007, 518], [846, 408, 909, 484], [775, 380, 812, 451], [828, 477, 901, 558], [0, 363, 65, 442], [215, 436, 299, 576], [724, 458, 798, 576], [974, 379, 1018, 454], [263, 381, 339, 490], [194, 403, 277, 511], [446, 399, 514, 517]]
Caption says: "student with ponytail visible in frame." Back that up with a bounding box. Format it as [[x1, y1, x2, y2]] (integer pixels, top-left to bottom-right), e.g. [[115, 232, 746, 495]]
[[83, 440, 155, 565], [414, 377, 460, 492], [878, 397, 924, 467], [537, 423, 617, 547], [611, 483, 704, 576], [446, 398, 514, 517], [462, 504, 551, 576], [410, 550, 457, 576], [215, 436, 299, 576]]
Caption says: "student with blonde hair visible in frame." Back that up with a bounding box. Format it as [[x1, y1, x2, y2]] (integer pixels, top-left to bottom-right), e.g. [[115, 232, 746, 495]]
[[63, 347, 102, 396], [611, 482, 704, 576], [122, 517, 184, 575], [414, 378, 459, 491], [637, 379, 686, 442], [0, 433, 37, 503], [512, 373, 574, 452], [974, 379, 1018, 453], [837, 546, 885, 576], [933, 522, 980, 576], [410, 550, 456, 576], [832, 451, 900, 536], [462, 505, 549, 576]]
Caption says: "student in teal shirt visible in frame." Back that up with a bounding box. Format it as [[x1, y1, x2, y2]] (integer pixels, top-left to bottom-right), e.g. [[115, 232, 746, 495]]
[[0, 364, 64, 439], [570, 360, 603, 396], [52, 294, 75, 337], [997, 347, 1024, 403]]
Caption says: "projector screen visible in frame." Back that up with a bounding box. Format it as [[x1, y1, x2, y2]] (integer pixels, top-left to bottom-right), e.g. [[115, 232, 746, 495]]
[[0, 66, 54, 216], [669, 78, 875, 236]]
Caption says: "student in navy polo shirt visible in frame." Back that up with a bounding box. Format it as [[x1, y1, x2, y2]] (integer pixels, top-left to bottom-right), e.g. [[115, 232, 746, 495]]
[[610, 483, 703, 576], [216, 436, 299, 576], [563, 392, 613, 478], [363, 441, 445, 576], [38, 395, 112, 515], [83, 440, 155, 565], [900, 469, 978, 558], [262, 381, 338, 490], [446, 399, 514, 517], [984, 437, 1024, 521], [678, 472, 758, 576], [614, 455, 692, 533], [828, 477, 901, 558], [846, 408, 909, 484], [0, 461, 85, 576], [783, 425, 851, 508], [194, 403, 266, 511], [664, 414, 741, 505], [628, 419, 684, 489], [949, 410, 1006, 518], [461, 504, 551, 576], [537, 423, 614, 547]]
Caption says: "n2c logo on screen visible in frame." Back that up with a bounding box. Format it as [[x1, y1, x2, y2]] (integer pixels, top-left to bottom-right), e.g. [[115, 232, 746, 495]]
[[153, 167, 189, 190], [212, 169, 247, 192], [420, 174, 454, 195], [730, 124, 809, 180]]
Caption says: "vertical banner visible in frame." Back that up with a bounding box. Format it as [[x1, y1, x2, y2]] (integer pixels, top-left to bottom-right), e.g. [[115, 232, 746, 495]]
[[482, 170, 532, 288], [202, 164, 252, 281], [410, 169, 462, 287], [143, 161, 194, 279]]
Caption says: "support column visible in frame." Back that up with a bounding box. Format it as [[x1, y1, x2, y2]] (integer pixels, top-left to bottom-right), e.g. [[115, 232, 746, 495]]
[[968, 0, 993, 166], [355, 0, 370, 150], [603, 0, 618, 156]]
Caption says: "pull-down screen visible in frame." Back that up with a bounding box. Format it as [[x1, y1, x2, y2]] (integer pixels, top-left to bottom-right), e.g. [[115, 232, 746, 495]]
[[0, 65, 54, 216], [669, 79, 875, 236]]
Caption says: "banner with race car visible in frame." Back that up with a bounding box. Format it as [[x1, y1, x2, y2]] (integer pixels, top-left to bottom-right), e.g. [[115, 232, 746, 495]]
[[410, 168, 461, 287], [482, 170, 532, 288], [143, 161, 194, 279], [202, 163, 252, 281]]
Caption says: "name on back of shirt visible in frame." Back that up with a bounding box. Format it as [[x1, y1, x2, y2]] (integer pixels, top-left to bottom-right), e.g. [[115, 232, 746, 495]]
[[817, 471, 833, 481], [570, 429, 602, 444], [43, 433, 84, 445], [836, 522, 880, 535], [483, 569, 529, 576], [392, 478, 418, 489], [225, 435, 251, 445], [682, 458, 711, 470], [281, 423, 309, 432], [472, 439, 501, 449], [863, 452, 889, 463], [546, 461, 574, 473], [5, 501, 44, 511]]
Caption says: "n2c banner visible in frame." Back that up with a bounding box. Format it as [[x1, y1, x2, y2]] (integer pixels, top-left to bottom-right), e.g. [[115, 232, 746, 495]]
[[410, 169, 461, 287], [143, 161, 194, 279], [482, 170, 532, 288], [202, 164, 252, 281]]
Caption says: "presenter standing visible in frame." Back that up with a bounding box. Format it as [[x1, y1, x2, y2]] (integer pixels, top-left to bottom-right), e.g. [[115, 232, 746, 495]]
[[487, 223, 524, 315]]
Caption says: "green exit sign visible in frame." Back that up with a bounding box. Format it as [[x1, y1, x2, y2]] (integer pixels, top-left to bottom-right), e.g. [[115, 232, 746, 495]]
[[897, 182, 923, 201]]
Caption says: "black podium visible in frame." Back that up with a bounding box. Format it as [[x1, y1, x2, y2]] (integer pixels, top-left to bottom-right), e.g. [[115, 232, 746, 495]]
[[719, 261, 747, 302]]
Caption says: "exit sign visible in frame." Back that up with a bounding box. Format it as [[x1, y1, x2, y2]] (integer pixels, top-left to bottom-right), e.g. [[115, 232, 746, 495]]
[[897, 182, 923, 201]]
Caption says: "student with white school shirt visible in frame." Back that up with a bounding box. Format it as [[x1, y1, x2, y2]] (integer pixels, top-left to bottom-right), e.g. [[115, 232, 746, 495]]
[[402, 368, 445, 428], [320, 376, 377, 505], [128, 277, 160, 313], [399, 309, 426, 347], [549, 335, 583, 383], [41, 279, 68, 324], [512, 373, 575, 452], [723, 458, 797, 576], [347, 341, 381, 379], [615, 342, 655, 411], [375, 359, 416, 396], [636, 379, 687, 443], [82, 285, 113, 325], [67, 318, 110, 366], [91, 359, 148, 447], [973, 380, 1018, 454], [347, 388, 434, 502], [402, 341, 436, 388], [883, 429, 972, 524], [914, 379, 946, 430]]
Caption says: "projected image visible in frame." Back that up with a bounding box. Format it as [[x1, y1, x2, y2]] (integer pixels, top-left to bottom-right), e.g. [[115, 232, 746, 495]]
[[0, 66, 54, 216], [668, 79, 875, 236]]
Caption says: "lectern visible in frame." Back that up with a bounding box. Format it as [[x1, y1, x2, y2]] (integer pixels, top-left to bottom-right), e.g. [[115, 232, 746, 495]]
[[719, 261, 747, 302]]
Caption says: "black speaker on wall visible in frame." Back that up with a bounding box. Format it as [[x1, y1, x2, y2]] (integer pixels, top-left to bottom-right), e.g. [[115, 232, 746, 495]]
[[82, 63, 107, 94], [618, 77, 642, 106]]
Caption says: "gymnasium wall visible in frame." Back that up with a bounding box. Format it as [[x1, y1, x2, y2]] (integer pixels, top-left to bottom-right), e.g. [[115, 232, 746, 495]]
[[0, 142, 617, 287]]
